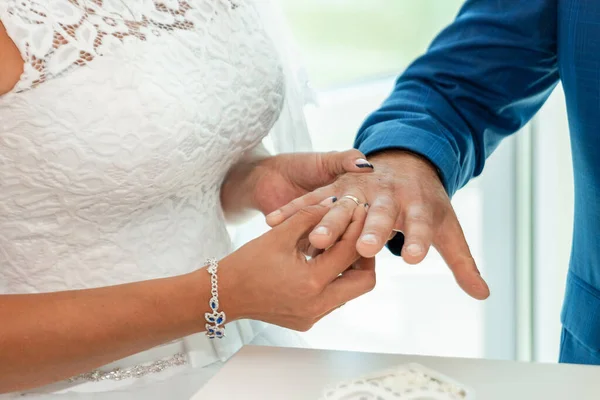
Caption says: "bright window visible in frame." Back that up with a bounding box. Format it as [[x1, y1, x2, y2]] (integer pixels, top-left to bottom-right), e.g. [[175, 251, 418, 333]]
[[281, 0, 518, 360]]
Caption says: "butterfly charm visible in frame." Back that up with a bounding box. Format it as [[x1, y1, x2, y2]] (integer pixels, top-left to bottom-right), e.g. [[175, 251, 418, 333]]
[[205, 311, 226, 325], [205, 323, 226, 339]]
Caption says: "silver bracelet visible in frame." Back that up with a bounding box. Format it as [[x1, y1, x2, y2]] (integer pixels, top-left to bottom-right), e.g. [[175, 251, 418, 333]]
[[205, 258, 226, 339]]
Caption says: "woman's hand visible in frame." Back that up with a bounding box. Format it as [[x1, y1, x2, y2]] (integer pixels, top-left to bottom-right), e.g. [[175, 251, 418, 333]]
[[218, 201, 375, 331], [0, 202, 372, 393], [220, 148, 374, 221]]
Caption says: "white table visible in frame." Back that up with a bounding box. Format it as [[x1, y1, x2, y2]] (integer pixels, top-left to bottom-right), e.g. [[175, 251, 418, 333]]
[[193, 345, 600, 399]]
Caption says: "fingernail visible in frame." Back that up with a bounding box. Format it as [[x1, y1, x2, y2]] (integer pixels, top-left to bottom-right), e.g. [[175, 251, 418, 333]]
[[404, 243, 423, 257], [364, 203, 369, 210], [355, 158, 374, 169], [319, 196, 337, 206], [313, 226, 331, 236], [360, 234, 378, 245]]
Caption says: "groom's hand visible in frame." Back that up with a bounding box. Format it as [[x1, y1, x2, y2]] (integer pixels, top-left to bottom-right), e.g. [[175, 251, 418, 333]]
[[266, 150, 490, 301]]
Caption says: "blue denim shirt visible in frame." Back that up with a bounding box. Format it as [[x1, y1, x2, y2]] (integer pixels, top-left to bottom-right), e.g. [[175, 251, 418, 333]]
[[356, 0, 600, 364]]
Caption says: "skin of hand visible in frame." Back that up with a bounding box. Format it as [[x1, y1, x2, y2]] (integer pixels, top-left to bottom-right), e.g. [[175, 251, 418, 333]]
[[219, 201, 376, 331], [220, 149, 374, 221], [266, 150, 490, 301], [0, 201, 372, 393]]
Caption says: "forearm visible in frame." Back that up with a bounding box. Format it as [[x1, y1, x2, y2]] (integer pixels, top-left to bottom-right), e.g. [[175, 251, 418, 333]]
[[0, 271, 211, 393], [220, 144, 270, 221]]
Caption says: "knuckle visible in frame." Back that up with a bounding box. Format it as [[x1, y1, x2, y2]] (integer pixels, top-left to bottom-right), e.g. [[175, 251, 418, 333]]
[[445, 252, 476, 271], [298, 205, 325, 220], [406, 205, 433, 224], [375, 193, 397, 207], [319, 151, 339, 169], [346, 148, 364, 159], [337, 198, 358, 211], [287, 197, 306, 211], [371, 195, 397, 213], [300, 277, 322, 297]]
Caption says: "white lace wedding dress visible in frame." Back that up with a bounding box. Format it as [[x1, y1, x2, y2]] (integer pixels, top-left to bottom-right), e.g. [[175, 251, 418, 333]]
[[0, 0, 310, 398]]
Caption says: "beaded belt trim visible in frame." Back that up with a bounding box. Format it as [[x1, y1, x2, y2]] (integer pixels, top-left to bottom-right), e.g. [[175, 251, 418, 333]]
[[68, 353, 188, 382]]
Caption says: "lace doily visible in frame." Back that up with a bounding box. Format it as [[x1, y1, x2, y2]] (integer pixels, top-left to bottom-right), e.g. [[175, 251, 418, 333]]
[[321, 364, 473, 400]]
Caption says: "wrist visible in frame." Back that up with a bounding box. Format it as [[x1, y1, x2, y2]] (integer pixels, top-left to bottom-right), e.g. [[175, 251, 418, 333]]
[[369, 149, 443, 183], [221, 157, 268, 218], [171, 270, 215, 334], [184, 259, 245, 334], [246, 157, 271, 211], [206, 256, 245, 322]]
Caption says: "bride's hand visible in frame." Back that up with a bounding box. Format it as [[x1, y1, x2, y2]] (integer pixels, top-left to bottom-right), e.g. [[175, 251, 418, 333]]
[[253, 150, 374, 215], [221, 149, 374, 220], [217, 202, 375, 331]]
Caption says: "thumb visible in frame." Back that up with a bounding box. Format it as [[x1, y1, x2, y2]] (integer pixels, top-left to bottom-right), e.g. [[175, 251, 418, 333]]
[[320, 149, 374, 177]]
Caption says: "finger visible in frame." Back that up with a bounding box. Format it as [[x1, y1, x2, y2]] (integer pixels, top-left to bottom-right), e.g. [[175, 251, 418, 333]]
[[309, 195, 362, 250], [318, 263, 376, 313], [353, 255, 376, 271], [319, 149, 374, 176], [312, 205, 367, 283], [298, 238, 325, 258], [400, 205, 435, 264], [435, 213, 490, 300], [298, 201, 334, 257], [346, 255, 376, 273], [356, 194, 399, 258], [265, 187, 332, 227], [275, 204, 333, 247]]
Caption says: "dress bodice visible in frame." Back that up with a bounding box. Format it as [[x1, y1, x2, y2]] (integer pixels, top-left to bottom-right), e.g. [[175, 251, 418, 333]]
[[0, 1, 286, 395], [0, 0, 284, 294]]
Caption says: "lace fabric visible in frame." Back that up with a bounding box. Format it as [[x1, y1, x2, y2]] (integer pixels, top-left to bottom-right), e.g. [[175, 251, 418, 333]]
[[0, 0, 303, 395], [0, 0, 284, 290], [2, 0, 243, 92]]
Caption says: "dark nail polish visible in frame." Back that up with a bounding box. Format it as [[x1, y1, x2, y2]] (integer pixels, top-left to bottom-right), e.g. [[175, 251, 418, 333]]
[[364, 202, 369, 209], [332, 196, 338, 203], [356, 163, 374, 169]]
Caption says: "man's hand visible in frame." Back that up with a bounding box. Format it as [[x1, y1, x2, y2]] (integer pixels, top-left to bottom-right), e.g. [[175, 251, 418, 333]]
[[266, 150, 490, 300], [250, 149, 374, 215], [220, 149, 374, 221]]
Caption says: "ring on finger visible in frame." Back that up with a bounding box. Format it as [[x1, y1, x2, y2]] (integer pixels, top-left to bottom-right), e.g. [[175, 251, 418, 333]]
[[340, 195, 361, 206]]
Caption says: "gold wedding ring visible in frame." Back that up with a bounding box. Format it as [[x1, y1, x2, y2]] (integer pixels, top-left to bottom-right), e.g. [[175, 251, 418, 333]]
[[340, 195, 361, 206]]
